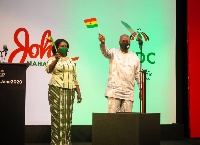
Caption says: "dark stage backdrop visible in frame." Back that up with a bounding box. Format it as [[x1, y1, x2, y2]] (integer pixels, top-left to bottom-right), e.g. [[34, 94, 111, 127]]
[[176, 0, 189, 138]]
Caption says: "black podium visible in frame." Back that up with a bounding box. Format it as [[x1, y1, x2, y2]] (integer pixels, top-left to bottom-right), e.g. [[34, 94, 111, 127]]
[[0, 63, 29, 145], [92, 113, 160, 145]]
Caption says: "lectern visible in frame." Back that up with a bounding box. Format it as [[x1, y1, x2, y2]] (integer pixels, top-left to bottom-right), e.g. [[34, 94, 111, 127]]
[[92, 113, 160, 145], [0, 63, 29, 145]]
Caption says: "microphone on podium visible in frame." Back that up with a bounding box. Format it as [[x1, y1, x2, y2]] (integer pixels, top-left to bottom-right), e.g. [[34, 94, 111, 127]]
[[0, 45, 8, 63], [3, 45, 8, 56]]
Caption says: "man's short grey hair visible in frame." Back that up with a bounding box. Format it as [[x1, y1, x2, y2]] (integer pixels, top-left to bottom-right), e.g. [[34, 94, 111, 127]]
[[119, 34, 130, 40]]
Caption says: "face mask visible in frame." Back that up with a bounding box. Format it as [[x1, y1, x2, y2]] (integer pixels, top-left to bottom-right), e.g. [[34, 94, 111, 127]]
[[120, 42, 130, 50], [58, 47, 69, 56]]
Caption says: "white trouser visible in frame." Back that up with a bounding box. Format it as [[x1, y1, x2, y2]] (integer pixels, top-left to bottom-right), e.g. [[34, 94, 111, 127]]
[[108, 97, 133, 113]]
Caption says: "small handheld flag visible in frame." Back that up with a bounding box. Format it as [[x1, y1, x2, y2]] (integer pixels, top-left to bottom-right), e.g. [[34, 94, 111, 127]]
[[84, 17, 101, 33], [46, 36, 58, 51], [84, 18, 98, 28], [46, 36, 55, 46]]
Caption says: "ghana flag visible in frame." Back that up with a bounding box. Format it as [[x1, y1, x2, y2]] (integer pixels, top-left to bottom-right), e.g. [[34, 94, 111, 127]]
[[84, 18, 98, 28], [46, 36, 55, 46]]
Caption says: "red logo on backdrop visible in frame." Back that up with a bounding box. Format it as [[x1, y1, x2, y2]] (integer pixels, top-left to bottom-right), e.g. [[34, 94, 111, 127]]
[[8, 28, 52, 63]]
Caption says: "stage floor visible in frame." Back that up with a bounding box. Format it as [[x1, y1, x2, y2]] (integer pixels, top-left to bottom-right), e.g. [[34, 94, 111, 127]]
[[25, 138, 200, 145]]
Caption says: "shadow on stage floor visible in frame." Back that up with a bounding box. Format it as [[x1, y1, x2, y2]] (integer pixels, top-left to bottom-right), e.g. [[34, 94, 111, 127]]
[[25, 138, 200, 145]]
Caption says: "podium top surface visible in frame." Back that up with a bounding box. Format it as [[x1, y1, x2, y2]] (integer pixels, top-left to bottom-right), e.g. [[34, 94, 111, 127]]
[[0, 63, 29, 69]]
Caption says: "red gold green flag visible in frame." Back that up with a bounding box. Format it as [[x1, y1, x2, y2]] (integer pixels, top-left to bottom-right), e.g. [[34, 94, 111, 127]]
[[84, 18, 98, 28], [46, 36, 55, 46]]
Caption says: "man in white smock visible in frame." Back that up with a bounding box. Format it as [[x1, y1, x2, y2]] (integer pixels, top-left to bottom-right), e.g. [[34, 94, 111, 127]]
[[98, 33, 141, 113]]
